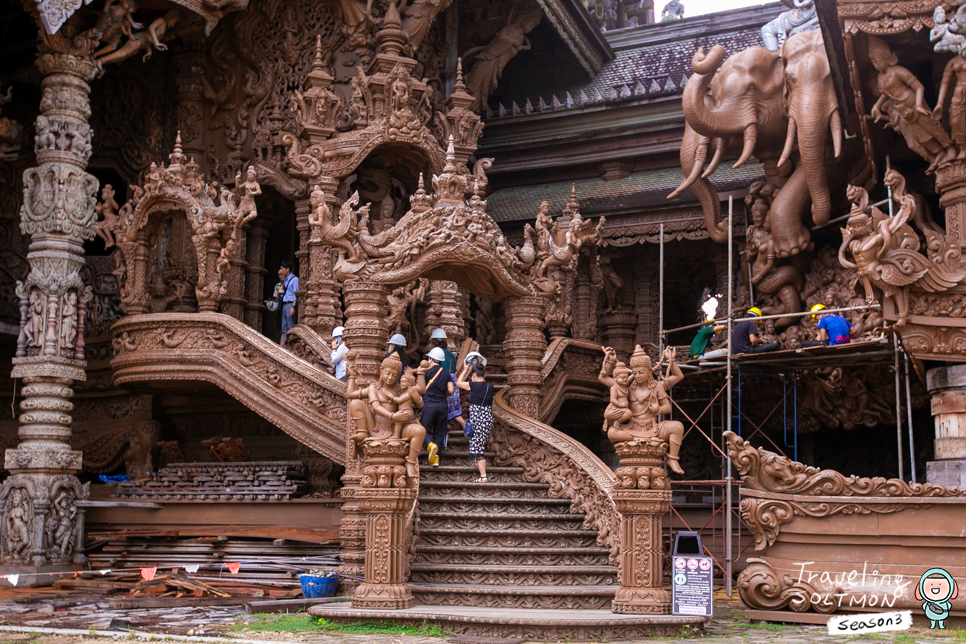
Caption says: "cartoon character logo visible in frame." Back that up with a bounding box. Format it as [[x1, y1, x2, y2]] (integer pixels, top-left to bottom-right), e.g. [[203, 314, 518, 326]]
[[916, 568, 959, 629]]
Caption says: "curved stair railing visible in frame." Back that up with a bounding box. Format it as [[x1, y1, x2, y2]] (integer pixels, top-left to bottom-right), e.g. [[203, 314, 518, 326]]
[[492, 389, 619, 563], [539, 338, 608, 425], [111, 313, 348, 465], [286, 324, 334, 370]]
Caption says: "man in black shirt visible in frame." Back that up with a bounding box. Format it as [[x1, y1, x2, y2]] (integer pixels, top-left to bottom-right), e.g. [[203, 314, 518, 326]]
[[731, 308, 780, 354], [421, 346, 453, 466]]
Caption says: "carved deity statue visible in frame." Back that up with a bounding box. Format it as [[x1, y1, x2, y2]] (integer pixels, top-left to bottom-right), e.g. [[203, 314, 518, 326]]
[[935, 50, 966, 157], [661, 0, 684, 21], [868, 36, 956, 173], [60, 292, 78, 351], [401, 0, 454, 50], [760, 0, 818, 51], [346, 353, 427, 478], [744, 191, 803, 328], [931, 5, 966, 55], [599, 250, 623, 313], [599, 345, 686, 474], [3, 488, 31, 563], [92, 0, 143, 59], [234, 166, 261, 228], [95, 10, 180, 65], [463, 9, 542, 112], [839, 177, 963, 327], [46, 489, 77, 559], [94, 184, 121, 249]]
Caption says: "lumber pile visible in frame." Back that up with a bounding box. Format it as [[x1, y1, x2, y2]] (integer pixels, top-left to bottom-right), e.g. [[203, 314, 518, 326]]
[[113, 462, 306, 501]]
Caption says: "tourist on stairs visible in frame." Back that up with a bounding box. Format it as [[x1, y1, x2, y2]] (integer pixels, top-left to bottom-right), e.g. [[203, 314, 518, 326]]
[[422, 346, 453, 466], [731, 308, 780, 354], [801, 304, 852, 347], [457, 356, 494, 483], [331, 326, 348, 382], [386, 333, 410, 373], [429, 328, 467, 432], [277, 260, 299, 347]]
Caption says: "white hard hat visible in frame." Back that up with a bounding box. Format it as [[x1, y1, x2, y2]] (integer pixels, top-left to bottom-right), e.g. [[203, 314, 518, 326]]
[[465, 351, 487, 367], [389, 333, 407, 347], [430, 328, 447, 340], [332, 326, 345, 338], [427, 347, 446, 362]]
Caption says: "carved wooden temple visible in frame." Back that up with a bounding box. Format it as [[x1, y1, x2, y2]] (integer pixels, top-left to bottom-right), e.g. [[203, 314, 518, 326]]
[[1, 0, 966, 632]]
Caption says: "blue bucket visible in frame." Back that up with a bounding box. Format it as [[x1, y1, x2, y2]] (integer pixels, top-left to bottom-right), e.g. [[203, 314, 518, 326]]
[[300, 574, 338, 598]]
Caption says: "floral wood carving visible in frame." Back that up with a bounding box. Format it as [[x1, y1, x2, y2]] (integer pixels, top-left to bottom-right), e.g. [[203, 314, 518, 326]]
[[738, 558, 838, 613]]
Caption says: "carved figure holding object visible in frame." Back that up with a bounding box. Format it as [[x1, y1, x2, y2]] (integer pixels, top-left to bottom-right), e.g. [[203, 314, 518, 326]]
[[234, 166, 261, 228], [463, 8, 541, 112], [868, 35, 955, 173], [92, 0, 142, 58], [598, 347, 633, 434], [931, 6, 966, 55], [400, 0, 454, 51], [391, 367, 424, 439], [600, 344, 686, 474]]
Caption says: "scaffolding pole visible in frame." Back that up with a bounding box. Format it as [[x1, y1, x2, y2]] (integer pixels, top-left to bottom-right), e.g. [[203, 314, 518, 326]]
[[894, 334, 904, 481], [659, 223, 665, 359], [725, 196, 733, 597], [904, 351, 916, 483]]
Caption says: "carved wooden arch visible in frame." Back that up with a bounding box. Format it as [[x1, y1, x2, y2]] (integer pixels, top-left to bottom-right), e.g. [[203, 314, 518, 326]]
[[320, 132, 447, 183]]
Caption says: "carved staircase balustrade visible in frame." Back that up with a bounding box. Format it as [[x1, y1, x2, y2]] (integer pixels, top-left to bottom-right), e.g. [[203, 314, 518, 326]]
[[285, 324, 334, 370], [110, 313, 347, 464], [538, 337, 609, 425]]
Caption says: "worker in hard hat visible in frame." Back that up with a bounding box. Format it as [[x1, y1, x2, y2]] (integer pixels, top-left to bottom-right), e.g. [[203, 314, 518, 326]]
[[731, 308, 779, 354], [690, 320, 727, 360], [801, 304, 851, 347], [386, 333, 410, 373], [422, 346, 455, 466], [330, 326, 349, 382], [429, 328, 457, 372]]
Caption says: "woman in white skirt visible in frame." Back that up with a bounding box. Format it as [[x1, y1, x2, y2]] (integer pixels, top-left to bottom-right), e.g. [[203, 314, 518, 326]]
[[457, 363, 495, 482]]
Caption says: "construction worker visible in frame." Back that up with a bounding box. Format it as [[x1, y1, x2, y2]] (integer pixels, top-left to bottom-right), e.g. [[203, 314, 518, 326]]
[[801, 304, 851, 347], [731, 308, 780, 354], [690, 320, 727, 359]]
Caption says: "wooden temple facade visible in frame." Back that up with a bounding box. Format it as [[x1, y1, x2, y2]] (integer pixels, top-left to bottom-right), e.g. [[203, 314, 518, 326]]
[[0, 0, 965, 633]]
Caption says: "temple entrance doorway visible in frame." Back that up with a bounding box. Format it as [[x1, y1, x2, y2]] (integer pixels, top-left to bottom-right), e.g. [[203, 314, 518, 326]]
[[259, 191, 297, 344]]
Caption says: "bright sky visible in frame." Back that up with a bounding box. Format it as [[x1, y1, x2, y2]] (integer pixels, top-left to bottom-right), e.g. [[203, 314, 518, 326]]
[[681, 0, 770, 18]]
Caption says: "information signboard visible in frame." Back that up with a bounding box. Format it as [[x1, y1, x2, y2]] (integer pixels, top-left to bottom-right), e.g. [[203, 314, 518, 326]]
[[671, 555, 713, 617]]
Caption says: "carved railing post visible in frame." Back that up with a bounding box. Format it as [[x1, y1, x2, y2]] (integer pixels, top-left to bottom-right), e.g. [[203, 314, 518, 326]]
[[3, 47, 98, 577], [338, 281, 390, 586], [351, 437, 416, 609], [611, 441, 672, 614], [502, 295, 548, 418]]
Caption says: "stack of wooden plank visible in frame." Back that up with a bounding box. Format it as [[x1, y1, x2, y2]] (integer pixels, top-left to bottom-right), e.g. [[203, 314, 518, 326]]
[[113, 462, 306, 501]]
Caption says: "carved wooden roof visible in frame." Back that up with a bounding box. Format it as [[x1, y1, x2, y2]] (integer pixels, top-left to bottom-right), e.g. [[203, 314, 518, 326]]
[[486, 162, 764, 222]]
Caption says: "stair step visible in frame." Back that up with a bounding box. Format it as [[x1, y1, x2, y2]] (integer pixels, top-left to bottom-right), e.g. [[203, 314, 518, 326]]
[[418, 498, 574, 515], [412, 545, 611, 566], [417, 528, 600, 548], [420, 481, 548, 490], [410, 583, 616, 609], [418, 482, 551, 500], [419, 512, 587, 532], [410, 563, 618, 586], [415, 545, 611, 555]]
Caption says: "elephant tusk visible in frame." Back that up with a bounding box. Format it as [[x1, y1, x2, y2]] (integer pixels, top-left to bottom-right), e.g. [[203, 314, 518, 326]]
[[830, 109, 843, 159], [778, 116, 797, 169], [669, 136, 712, 198], [733, 123, 757, 168], [702, 138, 725, 178]]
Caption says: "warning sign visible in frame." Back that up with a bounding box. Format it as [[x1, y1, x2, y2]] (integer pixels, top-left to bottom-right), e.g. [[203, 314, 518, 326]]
[[671, 556, 713, 617]]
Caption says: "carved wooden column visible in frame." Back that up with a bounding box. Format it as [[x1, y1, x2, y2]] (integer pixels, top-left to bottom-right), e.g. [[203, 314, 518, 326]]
[[926, 364, 966, 486], [601, 311, 638, 362], [338, 281, 390, 585], [633, 254, 658, 347], [295, 199, 311, 317], [244, 219, 269, 329], [301, 176, 342, 336], [351, 437, 416, 609], [937, 165, 966, 252], [3, 47, 98, 580], [221, 231, 248, 321], [428, 280, 467, 345], [612, 441, 672, 614], [546, 267, 572, 339], [502, 295, 548, 418]]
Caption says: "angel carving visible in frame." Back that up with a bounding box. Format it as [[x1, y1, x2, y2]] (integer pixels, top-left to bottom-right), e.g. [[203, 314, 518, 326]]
[[839, 177, 964, 327]]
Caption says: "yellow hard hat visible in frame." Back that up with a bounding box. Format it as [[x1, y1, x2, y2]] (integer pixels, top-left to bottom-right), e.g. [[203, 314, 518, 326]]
[[747, 307, 762, 317], [810, 303, 826, 320]]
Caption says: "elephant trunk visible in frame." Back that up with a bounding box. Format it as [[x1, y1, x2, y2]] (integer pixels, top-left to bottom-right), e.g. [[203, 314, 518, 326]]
[[670, 124, 729, 243], [683, 46, 757, 140], [791, 89, 837, 226]]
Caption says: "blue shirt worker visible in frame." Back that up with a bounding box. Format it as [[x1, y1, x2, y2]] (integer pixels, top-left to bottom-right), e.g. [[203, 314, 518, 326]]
[[331, 326, 348, 382], [801, 304, 852, 347], [278, 261, 299, 347]]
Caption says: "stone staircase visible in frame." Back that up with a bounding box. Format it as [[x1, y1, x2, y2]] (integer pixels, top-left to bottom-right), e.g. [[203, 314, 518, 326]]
[[411, 429, 618, 609]]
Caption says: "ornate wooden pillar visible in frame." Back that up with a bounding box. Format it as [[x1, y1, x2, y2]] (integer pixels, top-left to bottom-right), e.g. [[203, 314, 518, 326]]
[[351, 437, 416, 609], [244, 219, 269, 329], [926, 364, 966, 486], [338, 281, 390, 585], [301, 176, 342, 336], [3, 47, 98, 579], [612, 441, 672, 614], [222, 232, 248, 321], [502, 295, 548, 418], [172, 34, 207, 171], [601, 311, 638, 362], [427, 280, 468, 345]]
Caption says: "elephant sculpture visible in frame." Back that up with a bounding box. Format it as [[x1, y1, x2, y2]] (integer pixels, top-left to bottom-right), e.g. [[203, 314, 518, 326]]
[[671, 29, 845, 259]]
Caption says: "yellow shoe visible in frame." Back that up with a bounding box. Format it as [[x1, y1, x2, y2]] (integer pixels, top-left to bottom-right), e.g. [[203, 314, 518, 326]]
[[427, 442, 439, 466]]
